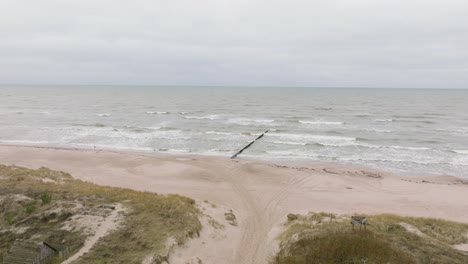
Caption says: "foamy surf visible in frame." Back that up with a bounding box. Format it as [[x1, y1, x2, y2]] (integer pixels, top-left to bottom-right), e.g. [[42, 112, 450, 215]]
[[206, 131, 242, 136], [452, 150, 468, 155], [146, 111, 169, 115], [268, 133, 356, 142], [184, 115, 219, 120], [374, 118, 393, 122], [158, 148, 190, 153], [361, 128, 393, 133], [298, 120, 344, 125], [2, 86, 468, 178], [226, 118, 275, 125], [436, 128, 468, 134], [264, 140, 307, 146], [0, 139, 57, 145]]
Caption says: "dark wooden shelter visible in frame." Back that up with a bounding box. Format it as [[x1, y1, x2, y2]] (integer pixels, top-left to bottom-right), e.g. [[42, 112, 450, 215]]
[[3, 240, 58, 264]]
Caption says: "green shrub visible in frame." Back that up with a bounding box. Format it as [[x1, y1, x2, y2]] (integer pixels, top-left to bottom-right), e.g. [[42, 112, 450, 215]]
[[4, 212, 15, 225], [24, 203, 36, 214], [40, 192, 52, 205]]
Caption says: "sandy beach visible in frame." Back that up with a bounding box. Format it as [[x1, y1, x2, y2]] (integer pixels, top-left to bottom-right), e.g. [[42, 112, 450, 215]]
[[1, 145, 468, 263]]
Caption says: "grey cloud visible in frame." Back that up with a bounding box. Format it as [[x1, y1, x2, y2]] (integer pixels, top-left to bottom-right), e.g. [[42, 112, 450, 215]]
[[0, 0, 467, 88]]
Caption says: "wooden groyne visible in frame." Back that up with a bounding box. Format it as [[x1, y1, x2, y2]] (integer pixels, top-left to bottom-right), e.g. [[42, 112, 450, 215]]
[[231, 130, 269, 159]]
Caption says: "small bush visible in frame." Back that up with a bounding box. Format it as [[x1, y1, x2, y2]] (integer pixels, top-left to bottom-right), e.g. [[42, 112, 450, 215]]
[[4, 212, 15, 225], [24, 203, 36, 214], [40, 192, 52, 205]]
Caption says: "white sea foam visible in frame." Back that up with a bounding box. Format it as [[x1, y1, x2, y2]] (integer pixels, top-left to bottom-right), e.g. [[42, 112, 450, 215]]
[[387, 145, 431, 151], [260, 150, 446, 166], [227, 118, 275, 125], [206, 131, 240, 136], [197, 149, 233, 157], [160, 149, 190, 153], [263, 150, 328, 160], [298, 120, 344, 125], [146, 111, 169, 115], [452, 150, 468, 155], [73, 143, 154, 152], [355, 113, 373, 117], [450, 159, 468, 166], [0, 139, 56, 145], [436, 128, 468, 134], [316, 141, 432, 151], [179, 112, 190, 115], [269, 133, 356, 142], [374, 118, 393, 122], [265, 150, 301, 156], [337, 156, 437, 165], [339, 155, 468, 167], [94, 113, 111, 117], [265, 140, 307, 146], [184, 115, 219, 120], [362, 128, 393, 133], [73, 126, 190, 141]]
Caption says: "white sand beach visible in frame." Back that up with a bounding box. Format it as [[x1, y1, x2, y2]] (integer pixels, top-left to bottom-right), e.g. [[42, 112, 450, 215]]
[[1, 145, 467, 263]]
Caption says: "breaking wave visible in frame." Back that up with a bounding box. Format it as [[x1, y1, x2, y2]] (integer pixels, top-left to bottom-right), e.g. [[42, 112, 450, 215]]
[[94, 113, 111, 117], [298, 120, 344, 125], [184, 115, 219, 120], [146, 111, 169, 115], [227, 118, 275, 125], [374, 118, 393, 122]]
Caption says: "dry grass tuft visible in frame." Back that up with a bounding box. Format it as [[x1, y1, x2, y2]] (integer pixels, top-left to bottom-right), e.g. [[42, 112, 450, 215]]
[[273, 212, 468, 264]]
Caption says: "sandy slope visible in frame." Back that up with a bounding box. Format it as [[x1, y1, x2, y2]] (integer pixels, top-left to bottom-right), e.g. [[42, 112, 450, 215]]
[[1, 145, 468, 264], [62, 203, 124, 264]]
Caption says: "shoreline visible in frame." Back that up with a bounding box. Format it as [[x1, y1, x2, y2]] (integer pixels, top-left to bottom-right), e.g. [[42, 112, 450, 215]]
[[2, 143, 468, 262], [0, 142, 462, 180]]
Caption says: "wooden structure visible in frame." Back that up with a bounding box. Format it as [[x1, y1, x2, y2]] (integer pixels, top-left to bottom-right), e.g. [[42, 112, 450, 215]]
[[350, 216, 368, 231], [4, 240, 60, 264], [231, 130, 269, 159]]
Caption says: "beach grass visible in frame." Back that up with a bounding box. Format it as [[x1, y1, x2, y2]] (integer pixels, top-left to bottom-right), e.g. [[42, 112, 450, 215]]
[[0, 164, 201, 263], [272, 212, 468, 264]]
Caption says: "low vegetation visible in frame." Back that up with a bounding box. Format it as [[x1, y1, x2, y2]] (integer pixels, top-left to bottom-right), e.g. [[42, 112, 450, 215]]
[[0, 165, 201, 263], [273, 212, 468, 264]]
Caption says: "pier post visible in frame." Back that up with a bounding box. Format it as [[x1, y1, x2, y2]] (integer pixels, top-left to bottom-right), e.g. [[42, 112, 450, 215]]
[[231, 130, 269, 159]]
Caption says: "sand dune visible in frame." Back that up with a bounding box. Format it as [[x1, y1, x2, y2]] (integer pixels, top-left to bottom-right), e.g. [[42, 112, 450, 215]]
[[1, 145, 468, 263]]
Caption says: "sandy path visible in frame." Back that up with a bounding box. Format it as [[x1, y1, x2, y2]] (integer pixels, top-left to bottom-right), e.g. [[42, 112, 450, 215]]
[[1, 145, 468, 264], [224, 161, 296, 263], [62, 204, 124, 264]]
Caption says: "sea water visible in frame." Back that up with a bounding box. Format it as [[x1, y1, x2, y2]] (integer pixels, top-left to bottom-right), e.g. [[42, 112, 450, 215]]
[[1, 85, 467, 177]]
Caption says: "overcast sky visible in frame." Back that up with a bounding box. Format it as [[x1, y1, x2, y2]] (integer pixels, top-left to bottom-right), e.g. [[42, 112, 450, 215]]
[[1, 0, 467, 88]]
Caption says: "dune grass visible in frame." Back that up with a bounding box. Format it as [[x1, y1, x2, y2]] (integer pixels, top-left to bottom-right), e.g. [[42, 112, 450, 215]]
[[273, 212, 468, 264], [0, 164, 201, 263]]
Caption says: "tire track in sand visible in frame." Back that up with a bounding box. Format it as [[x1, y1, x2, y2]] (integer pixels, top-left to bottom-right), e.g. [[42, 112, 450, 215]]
[[225, 162, 311, 264]]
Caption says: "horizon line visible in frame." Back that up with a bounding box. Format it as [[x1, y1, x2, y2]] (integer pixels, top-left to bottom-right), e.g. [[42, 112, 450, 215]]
[[0, 83, 467, 90]]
